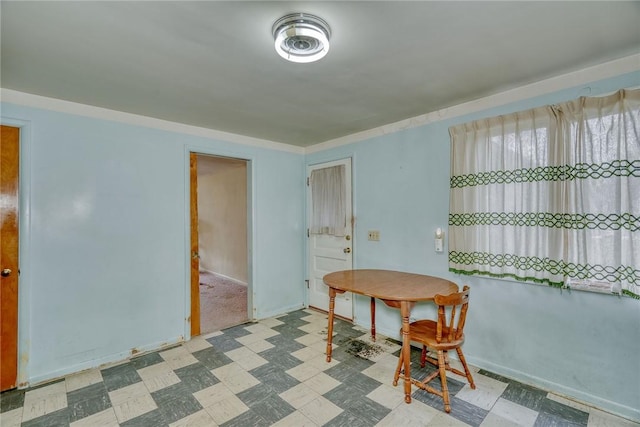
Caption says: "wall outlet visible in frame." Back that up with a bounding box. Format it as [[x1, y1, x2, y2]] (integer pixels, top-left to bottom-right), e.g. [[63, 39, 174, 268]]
[[368, 230, 380, 241]]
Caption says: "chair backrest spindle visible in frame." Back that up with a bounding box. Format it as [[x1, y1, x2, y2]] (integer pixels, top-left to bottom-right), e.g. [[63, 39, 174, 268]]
[[433, 285, 470, 344]]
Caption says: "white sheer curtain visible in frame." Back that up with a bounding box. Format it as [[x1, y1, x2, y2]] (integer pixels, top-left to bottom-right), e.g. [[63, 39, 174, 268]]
[[449, 88, 640, 298], [310, 165, 347, 236], [559, 89, 640, 295]]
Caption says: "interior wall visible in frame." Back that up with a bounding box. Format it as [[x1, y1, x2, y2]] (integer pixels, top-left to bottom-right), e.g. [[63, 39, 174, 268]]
[[197, 156, 248, 283], [305, 70, 640, 421], [0, 101, 305, 387]]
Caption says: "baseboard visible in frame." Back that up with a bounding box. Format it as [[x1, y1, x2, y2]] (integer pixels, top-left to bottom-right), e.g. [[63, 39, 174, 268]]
[[465, 355, 640, 423], [257, 302, 306, 320], [199, 269, 247, 286], [23, 336, 184, 389]]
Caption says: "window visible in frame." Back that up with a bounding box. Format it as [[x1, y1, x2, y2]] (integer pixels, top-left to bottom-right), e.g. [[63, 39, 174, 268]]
[[448, 89, 640, 298]]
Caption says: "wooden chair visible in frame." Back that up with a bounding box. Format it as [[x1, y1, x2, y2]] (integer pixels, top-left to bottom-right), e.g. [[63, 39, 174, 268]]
[[393, 285, 475, 413]]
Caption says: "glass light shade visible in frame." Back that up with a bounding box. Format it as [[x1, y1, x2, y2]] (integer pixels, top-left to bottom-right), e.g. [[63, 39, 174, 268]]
[[272, 13, 331, 63]]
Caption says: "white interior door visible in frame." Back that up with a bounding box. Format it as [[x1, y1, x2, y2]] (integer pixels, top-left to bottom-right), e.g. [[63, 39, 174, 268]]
[[307, 158, 353, 319]]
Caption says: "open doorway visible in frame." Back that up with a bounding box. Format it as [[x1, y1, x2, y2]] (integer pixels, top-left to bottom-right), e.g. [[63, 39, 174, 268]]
[[193, 154, 249, 334]]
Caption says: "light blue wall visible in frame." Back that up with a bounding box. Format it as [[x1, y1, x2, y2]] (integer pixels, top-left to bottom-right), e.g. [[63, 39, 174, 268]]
[[305, 71, 640, 421], [1, 103, 305, 385]]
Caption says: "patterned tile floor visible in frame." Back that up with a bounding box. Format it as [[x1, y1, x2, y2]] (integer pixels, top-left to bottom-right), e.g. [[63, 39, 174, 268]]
[[1, 309, 638, 427]]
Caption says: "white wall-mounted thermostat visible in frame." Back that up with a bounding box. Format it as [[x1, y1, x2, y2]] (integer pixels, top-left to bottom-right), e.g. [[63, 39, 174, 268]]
[[435, 228, 444, 252]]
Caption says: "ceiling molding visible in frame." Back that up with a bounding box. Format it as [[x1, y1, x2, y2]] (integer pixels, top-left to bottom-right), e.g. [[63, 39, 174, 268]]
[[0, 89, 305, 155], [305, 53, 640, 155], [2, 53, 638, 157]]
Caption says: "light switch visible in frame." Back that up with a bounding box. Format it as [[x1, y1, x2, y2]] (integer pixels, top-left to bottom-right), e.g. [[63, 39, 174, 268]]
[[368, 230, 380, 241]]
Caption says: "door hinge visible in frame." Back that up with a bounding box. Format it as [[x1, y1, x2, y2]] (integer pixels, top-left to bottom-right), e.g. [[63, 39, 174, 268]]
[[307, 228, 310, 238], [306, 177, 310, 186], [305, 280, 310, 288]]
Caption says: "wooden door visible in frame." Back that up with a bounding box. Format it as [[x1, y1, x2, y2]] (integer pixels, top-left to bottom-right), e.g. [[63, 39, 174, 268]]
[[1, 125, 20, 391], [307, 158, 354, 319], [190, 153, 201, 336]]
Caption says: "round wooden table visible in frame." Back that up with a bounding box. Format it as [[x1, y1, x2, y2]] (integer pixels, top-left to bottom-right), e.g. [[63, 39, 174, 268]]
[[323, 269, 458, 403]]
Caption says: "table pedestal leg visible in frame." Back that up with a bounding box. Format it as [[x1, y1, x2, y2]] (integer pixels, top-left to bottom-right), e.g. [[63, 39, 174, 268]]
[[326, 288, 336, 362], [370, 297, 376, 342], [401, 301, 412, 403]]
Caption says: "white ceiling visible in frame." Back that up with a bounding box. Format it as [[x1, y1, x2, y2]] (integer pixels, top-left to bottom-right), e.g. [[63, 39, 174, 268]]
[[2, 1, 639, 147]]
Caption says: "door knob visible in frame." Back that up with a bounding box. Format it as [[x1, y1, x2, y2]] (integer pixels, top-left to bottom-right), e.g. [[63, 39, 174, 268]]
[[343, 248, 351, 254], [1, 268, 11, 277]]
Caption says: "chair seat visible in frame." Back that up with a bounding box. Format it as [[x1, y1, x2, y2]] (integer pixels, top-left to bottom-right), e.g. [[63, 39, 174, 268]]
[[409, 320, 465, 350]]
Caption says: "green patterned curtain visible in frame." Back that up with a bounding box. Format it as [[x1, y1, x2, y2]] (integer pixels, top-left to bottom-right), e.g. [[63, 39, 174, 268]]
[[449, 89, 640, 298]]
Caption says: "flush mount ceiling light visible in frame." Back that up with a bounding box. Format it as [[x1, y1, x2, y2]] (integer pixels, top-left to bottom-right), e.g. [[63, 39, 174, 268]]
[[272, 13, 331, 63]]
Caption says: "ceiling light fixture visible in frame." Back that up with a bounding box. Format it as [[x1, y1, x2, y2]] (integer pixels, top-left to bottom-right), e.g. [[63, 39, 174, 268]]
[[272, 13, 331, 63]]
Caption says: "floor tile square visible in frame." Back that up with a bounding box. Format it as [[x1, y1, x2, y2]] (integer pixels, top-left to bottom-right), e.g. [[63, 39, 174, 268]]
[[108, 382, 157, 423], [286, 362, 322, 382], [21, 381, 68, 422], [69, 408, 119, 427], [129, 352, 165, 370], [260, 348, 304, 371], [191, 347, 233, 370], [248, 393, 295, 424], [0, 388, 25, 413], [480, 412, 527, 427], [291, 346, 323, 362], [455, 371, 508, 410], [137, 361, 181, 393], [65, 369, 103, 393], [258, 317, 284, 328], [67, 382, 111, 423], [587, 408, 640, 427], [224, 346, 268, 370], [298, 396, 343, 425], [202, 394, 249, 425], [0, 407, 23, 427], [218, 409, 267, 427], [445, 396, 490, 426], [155, 391, 203, 424], [173, 363, 219, 393], [160, 346, 199, 370], [241, 338, 275, 353], [168, 409, 216, 427], [21, 407, 70, 427], [192, 383, 235, 408], [376, 399, 439, 426], [211, 362, 260, 394], [295, 332, 324, 346], [279, 383, 320, 409], [303, 372, 341, 395], [101, 363, 142, 392], [218, 323, 253, 339], [182, 337, 212, 354], [206, 335, 244, 353], [538, 396, 589, 425], [270, 410, 317, 427], [118, 408, 167, 427], [500, 380, 548, 412], [248, 366, 300, 394], [489, 397, 539, 427], [367, 383, 406, 409]]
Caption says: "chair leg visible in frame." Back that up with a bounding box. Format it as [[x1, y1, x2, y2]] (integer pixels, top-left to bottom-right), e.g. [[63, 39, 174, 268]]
[[420, 345, 427, 368], [456, 347, 476, 389], [393, 347, 404, 387], [437, 350, 451, 413]]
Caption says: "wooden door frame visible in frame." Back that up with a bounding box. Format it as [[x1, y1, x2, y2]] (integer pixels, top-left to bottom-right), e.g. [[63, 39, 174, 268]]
[[0, 118, 32, 389], [185, 148, 254, 339]]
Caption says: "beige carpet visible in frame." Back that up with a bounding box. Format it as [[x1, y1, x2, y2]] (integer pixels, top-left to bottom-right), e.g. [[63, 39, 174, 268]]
[[199, 271, 248, 333]]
